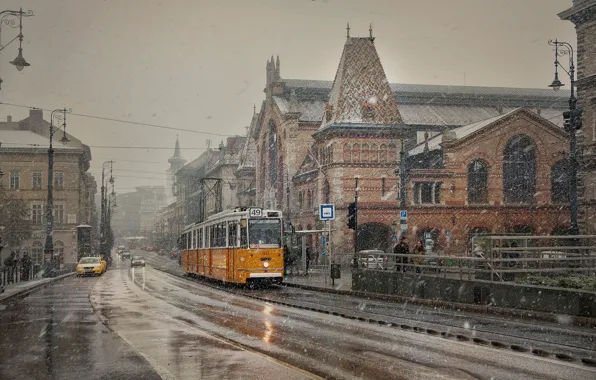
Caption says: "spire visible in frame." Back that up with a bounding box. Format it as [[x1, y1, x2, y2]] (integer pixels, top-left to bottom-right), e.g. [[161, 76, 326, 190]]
[[321, 35, 403, 128], [276, 55, 280, 78], [369, 23, 374, 40], [253, 104, 256, 115], [346, 22, 350, 38], [173, 135, 181, 158]]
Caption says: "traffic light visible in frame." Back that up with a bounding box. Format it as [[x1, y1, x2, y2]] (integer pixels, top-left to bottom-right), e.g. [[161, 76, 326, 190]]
[[563, 109, 583, 132], [347, 202, 357, 230]]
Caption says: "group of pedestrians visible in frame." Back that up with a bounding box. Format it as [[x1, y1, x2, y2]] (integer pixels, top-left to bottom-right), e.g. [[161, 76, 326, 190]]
[[393, 236, 426, 273], [2, 250, 34, 283]]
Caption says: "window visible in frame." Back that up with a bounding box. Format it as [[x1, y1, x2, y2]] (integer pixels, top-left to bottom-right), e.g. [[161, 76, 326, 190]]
[[55, 172, 64, 190], [551, 159, 570, 203], [343, 143, 351, 162], [388, 143, 397, 162], [414, 182, 441, 204], [381, 177, 386, 197], [31, 241, 43, 265], [379, 144, 387, 162], [468, 160, 488, 204], [298, 192, 303, 209], [352, 143, 360, 162], [192, 229, 197, 249], [9, 172, 20, 190], [54, 205, 64, 225], [307, 190, 312, 209], [361, 144, 369, 162], [32, 204, 43, 224], [324, 180, 330, 203], [268, 121, 278, 183], [249, 219, 281, 247], [240, 219, 248, 247], [198, 227, 203, 248], [503, 135, 536, 204], [228, 222, 238, 247], [32, 173, 42, 190], [370, 144, 378, 162]]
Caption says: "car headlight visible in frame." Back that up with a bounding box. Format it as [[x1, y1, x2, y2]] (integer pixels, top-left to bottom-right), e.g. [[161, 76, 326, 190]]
[[263, 261, 269, 268]]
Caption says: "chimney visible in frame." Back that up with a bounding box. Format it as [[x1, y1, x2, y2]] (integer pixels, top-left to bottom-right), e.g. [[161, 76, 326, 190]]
[[30, 108, 43, 120], [6, 115, 12, 122]]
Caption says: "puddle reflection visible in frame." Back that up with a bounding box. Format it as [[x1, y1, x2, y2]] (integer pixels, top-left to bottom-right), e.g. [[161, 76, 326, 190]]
[[262, 304, 274, 344], [131, 267, 146, 290]]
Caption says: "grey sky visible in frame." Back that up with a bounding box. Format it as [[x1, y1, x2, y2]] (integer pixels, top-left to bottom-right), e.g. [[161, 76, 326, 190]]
[[0, 0, 575, 194]]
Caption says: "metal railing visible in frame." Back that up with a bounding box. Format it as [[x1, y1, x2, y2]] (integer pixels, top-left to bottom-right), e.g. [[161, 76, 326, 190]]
[[1, 264, 40, 288], [355, 235, 596, 283]]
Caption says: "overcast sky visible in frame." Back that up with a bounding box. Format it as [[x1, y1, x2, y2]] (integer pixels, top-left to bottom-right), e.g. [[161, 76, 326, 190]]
[[0, 0, 575, 194]]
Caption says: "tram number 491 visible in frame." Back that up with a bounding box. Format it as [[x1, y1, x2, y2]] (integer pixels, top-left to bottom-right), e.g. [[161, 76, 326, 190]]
[[249, 208, 263, 218]]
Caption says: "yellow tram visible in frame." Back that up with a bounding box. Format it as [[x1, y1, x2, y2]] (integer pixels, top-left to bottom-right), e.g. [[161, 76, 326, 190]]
[[180, 207, 284, 284]]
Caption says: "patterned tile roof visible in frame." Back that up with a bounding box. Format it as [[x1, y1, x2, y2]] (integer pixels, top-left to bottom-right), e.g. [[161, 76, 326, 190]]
[[322, 37, 403, 127]]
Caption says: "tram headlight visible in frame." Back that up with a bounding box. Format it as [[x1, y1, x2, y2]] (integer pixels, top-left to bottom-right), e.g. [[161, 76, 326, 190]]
[[263, 261, 269, 268]]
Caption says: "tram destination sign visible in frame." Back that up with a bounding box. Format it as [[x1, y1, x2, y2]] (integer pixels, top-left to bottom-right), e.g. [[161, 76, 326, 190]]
[[248, 208, 263, 218]]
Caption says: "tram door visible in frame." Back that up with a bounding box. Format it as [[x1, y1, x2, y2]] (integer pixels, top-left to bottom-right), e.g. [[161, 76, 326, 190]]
[[228, 221, 238, 281]]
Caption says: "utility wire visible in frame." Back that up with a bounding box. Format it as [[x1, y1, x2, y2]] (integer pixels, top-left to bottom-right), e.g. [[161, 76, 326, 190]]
[[0, 101, 235, 137]]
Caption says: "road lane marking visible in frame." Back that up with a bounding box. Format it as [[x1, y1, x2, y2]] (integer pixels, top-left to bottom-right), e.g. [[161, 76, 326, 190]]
[[38, 323, 48, 338]]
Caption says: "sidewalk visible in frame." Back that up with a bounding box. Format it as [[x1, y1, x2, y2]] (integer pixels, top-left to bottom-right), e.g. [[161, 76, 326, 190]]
[[284, 269, 352, 291], [0, 272, 74, 303]]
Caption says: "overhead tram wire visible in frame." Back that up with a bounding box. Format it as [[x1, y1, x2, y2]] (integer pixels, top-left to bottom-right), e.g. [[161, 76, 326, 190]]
[[0, 101, 234, 137]]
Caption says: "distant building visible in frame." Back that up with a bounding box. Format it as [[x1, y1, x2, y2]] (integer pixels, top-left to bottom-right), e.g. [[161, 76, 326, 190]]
[[112, 185, 166, 241], [165, 136, 186, 204], [0, 109, 97, 267]]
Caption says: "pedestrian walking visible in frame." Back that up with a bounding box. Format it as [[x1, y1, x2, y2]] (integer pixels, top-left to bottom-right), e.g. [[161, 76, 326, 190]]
[[393, 236, 409, 272], [413, 240, 426, 273], [305, 247, 313, 275]]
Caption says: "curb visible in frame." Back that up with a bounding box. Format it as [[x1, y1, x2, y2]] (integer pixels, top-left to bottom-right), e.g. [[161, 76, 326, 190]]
[[0, 272, 76, 304], [282, 280, 596, 328]]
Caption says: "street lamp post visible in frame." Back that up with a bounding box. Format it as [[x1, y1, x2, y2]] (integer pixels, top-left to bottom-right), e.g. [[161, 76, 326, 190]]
[[0, 8, 33, 91], [548, 39, 583, 235], [99, 161, 114, 258], [44, 108, 70, 276]]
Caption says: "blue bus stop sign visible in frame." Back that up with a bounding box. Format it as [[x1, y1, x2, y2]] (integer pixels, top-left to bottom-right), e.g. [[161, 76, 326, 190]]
[[321, 250, 326, 256]]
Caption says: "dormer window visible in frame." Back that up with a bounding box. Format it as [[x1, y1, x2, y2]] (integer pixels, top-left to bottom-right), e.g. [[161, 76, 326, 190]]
[[362, 101, 374, 119]]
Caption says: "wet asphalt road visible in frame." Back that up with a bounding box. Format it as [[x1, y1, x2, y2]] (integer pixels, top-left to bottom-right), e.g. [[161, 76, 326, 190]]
[[93, 252, 596, 380], [0, 274, 162, 380]]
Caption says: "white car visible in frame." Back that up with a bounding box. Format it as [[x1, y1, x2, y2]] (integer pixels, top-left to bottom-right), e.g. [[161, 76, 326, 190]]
[[131, 255, 146, 267]]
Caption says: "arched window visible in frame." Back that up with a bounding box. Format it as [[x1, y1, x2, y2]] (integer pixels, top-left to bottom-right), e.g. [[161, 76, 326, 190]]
[[31, 241, 43, 266], [298, 192, 304, 209], [352, 144, 360, 162], [54, 240, 65, 266], [307, 190, 313, 209], [268, 121, 278, 183], [343, 143, 351, 162], [551, 159, 570, 203], [361, 144, 369, 162], [370, 144, 378, 162], [379, 144, 387, 162], [503, 135, 536, 204], [324, 180, 331, 203], [468, 159, 489, 204], [388, 143, 397, 162]]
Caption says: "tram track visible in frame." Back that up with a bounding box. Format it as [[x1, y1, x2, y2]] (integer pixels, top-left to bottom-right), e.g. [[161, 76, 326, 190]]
[[140, 254, 596, 368]]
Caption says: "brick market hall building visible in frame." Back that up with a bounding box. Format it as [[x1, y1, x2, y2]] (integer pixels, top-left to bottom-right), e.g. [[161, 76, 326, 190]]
[[238, 26, 572, 257]]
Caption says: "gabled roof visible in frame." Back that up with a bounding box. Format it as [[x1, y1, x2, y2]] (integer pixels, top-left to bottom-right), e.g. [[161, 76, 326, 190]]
[[409, 108, 566, 156], [237, 111, 259, 172], [321, 37, 402, 128], [0, 130, 80, 151], [293, 144, 319, 181]]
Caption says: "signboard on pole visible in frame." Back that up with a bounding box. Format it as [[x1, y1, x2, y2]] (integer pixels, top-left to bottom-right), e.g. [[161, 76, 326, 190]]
[[400, 210, 408, 221], [319, 204, 335, 220], [400, 224, 408, 231]]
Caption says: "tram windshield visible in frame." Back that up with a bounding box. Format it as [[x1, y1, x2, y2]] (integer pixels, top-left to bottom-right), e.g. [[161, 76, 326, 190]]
[[249, 219, 281, 248]]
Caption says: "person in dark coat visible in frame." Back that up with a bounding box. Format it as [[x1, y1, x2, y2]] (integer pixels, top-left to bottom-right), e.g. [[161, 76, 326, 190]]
[[413, 240, 426, 274], [393, 236, 409, 272], [305, 247, 313, 275]]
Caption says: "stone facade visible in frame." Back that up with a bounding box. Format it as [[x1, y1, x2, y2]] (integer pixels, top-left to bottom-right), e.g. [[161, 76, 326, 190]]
[[559, 0, 596, 233], [0, 110, 96, 266]]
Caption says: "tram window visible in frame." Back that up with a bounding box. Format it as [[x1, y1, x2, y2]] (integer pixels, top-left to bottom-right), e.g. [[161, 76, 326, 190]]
[[249, 219, 281, 247], [192, 229, 197, 249], [228, 222, 238, 247], [186, 233, 190, 249], [198, 228, 203, 249], [240, 220, 248, 248]]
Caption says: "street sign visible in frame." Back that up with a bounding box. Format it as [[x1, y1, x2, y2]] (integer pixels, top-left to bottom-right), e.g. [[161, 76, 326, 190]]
[[424, 232, 431, 239], [400, 210, 408, 221], [321, 250, 326, 256], [319, 204, 335, 220], [400, 224, 407, 231], [391, 235, 397, 241], [248, 208, 262, 218], [322, 235, 326, 245]]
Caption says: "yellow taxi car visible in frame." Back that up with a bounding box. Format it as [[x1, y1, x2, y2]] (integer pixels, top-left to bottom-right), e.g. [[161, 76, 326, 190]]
[[76, 256, 104, 276]]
